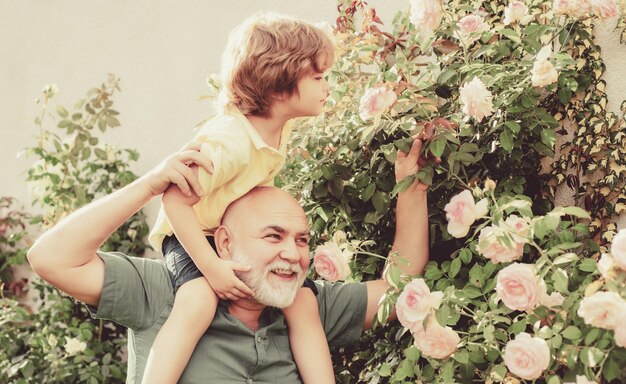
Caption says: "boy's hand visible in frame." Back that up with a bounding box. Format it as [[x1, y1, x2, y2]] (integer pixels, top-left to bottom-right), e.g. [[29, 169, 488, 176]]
[[206, 258, 255, 301], [144, 141, 215, 197]]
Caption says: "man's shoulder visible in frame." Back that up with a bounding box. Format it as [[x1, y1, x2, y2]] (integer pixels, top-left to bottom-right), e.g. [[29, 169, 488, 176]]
[[91, 251, 173, 330]]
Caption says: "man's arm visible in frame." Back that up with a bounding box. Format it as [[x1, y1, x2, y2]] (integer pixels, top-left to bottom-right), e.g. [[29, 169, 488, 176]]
[[363, 138, 429, 330], [27, 142, 212, 306]]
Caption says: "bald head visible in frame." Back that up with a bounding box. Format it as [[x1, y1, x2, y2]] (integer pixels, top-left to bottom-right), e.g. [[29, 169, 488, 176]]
[[221, 186, 306, 229]]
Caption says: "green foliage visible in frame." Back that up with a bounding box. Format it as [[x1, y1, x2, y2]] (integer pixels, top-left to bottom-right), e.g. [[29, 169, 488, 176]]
[[1, 76, 148, 383], [282, 0, 626, 382]]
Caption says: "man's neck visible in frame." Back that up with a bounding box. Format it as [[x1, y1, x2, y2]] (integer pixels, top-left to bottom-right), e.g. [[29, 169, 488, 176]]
[[245, 112, 290, 150], [228, 299, 266, 331]]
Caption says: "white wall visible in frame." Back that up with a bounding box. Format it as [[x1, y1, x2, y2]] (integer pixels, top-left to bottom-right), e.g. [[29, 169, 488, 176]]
[[1, 1, 624, 241]]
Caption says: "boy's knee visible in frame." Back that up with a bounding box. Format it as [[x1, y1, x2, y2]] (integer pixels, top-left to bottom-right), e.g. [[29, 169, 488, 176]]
[[174, 280, 218, 317]]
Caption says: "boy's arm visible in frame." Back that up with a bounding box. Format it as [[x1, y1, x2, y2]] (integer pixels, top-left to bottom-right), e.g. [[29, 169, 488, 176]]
[[27, 143, 211, 306], [363, 138, 430, 330], [162, 180, 254, 300]]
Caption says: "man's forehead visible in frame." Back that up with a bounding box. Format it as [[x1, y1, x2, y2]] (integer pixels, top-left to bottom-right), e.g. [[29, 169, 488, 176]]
[[224, 187, 308, 230]]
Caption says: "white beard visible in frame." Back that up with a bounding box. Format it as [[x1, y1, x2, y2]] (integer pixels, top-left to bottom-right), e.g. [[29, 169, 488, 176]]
[[231, 246, 305, 308]]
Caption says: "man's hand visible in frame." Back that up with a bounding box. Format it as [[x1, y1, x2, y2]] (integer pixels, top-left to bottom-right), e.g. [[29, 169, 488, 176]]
[[395, 137, 429, 192], [205, 258, 255, 301], [144, 142, 214, 197]]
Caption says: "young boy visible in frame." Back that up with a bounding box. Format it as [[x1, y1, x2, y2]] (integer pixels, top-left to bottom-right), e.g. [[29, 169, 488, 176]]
[[142, 14, 336, 384]]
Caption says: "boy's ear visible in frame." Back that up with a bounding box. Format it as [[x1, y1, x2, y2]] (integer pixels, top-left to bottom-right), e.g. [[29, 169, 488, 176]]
[[214, 226, 233, 259]]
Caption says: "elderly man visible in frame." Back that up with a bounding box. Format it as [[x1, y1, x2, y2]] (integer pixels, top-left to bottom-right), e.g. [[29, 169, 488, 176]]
[[27, 138, 429, 383]]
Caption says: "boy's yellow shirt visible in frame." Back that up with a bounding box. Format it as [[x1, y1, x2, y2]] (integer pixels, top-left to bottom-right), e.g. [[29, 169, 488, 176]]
[[148, 108, 292, 251]]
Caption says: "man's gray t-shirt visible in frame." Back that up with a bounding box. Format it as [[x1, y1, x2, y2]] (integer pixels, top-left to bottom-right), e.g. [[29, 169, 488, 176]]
[[88, 251, 368, 383]]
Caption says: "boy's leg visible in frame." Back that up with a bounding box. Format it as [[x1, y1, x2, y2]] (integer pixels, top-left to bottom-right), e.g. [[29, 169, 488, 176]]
[[283, 287, 336, 384], [141, 277, 218, 384]]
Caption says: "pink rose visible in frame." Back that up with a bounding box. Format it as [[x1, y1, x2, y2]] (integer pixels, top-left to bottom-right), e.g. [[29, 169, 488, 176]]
[[577, 291, 626, 330], [540, 291, 565, 308], [553, 0, 592, 18], [458, 14, 490, 34], [413, 316, 460, 359], [409, 0, 444, 31], [358, 87, 397, 121], [597, 253, 618, 279], [504, 332, 551, 380], [313, 242, 351, 282], [504, 1, 530, 25], [591, 0, 619, 19], [459, 77, 495, 121], [396, 278, 443, 330], [476, 225, 524, 264], [496, 263, 546, 311], [614, 323, 626, 348], [444, 190, 488, 238], [610, 228, 626, 271], [457, 14, 490, 44], [504, 215, 531, 242]]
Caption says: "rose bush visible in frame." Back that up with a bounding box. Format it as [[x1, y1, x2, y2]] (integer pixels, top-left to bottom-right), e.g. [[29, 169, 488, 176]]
[[1, 78, 148, 383], [283, 0, 626, 382]]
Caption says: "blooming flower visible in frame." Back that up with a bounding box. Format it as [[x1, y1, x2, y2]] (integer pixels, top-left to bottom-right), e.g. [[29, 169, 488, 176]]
[[358, 86, 397, 121], [459, 77, 494, 121], [609, 228, 626, 271], [64, 337, 87, 355], [496, 263, 547, 311], [597, 253, 618, 279], [457, 14, 490, 45], [476, 225, 524, 264], [591, 0, 619, 19], [409, 0, 444, 31], [553, 0, 592, 19], [531, 46, 559, 87], [577, 291, 626, 329], [396, 278, 443, 330], [413, 316, 460, 359], [444, 190, 489, 238], [313, 241, 351, 282], [614, 323, 626, 348], [504, 332, 551, 380], [504, 1, 530, 25], [540, 291, 565, 308]]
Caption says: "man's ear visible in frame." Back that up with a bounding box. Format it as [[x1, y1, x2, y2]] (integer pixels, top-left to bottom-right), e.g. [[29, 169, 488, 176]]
[[214, 226, 234, 259]]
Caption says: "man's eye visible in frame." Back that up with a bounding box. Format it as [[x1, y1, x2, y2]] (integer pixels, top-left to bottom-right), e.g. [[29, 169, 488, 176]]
[[265, 234, 280, 240], [297, 238, 309, 245]]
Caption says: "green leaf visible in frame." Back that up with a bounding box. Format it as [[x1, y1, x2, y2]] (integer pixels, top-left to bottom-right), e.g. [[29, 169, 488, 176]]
[[578, 258, 597, 272], [449, 257, 461, 278], [540, 128, 556, 148], [362, 183, 376, 201], [552, 268, 569, 293], [547, 375, 561, 384], [499, 130, 514, 152], [499, 28, 521, 43], [56, 105, 69, 118], [372, 191, 390, 213], [584, 328, 600, 345], [379, 363, 391, 377], [504, 121, 521, 134], [580, 347, 603, 368], [429, 138, 446, 158], [553, 206, 591, 219], [562, 325, 582, 340], [453, 349, 469, 364]]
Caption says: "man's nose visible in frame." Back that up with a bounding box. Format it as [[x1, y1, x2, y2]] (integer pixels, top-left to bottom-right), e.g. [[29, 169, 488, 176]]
[[279, 241, 300, 262]]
